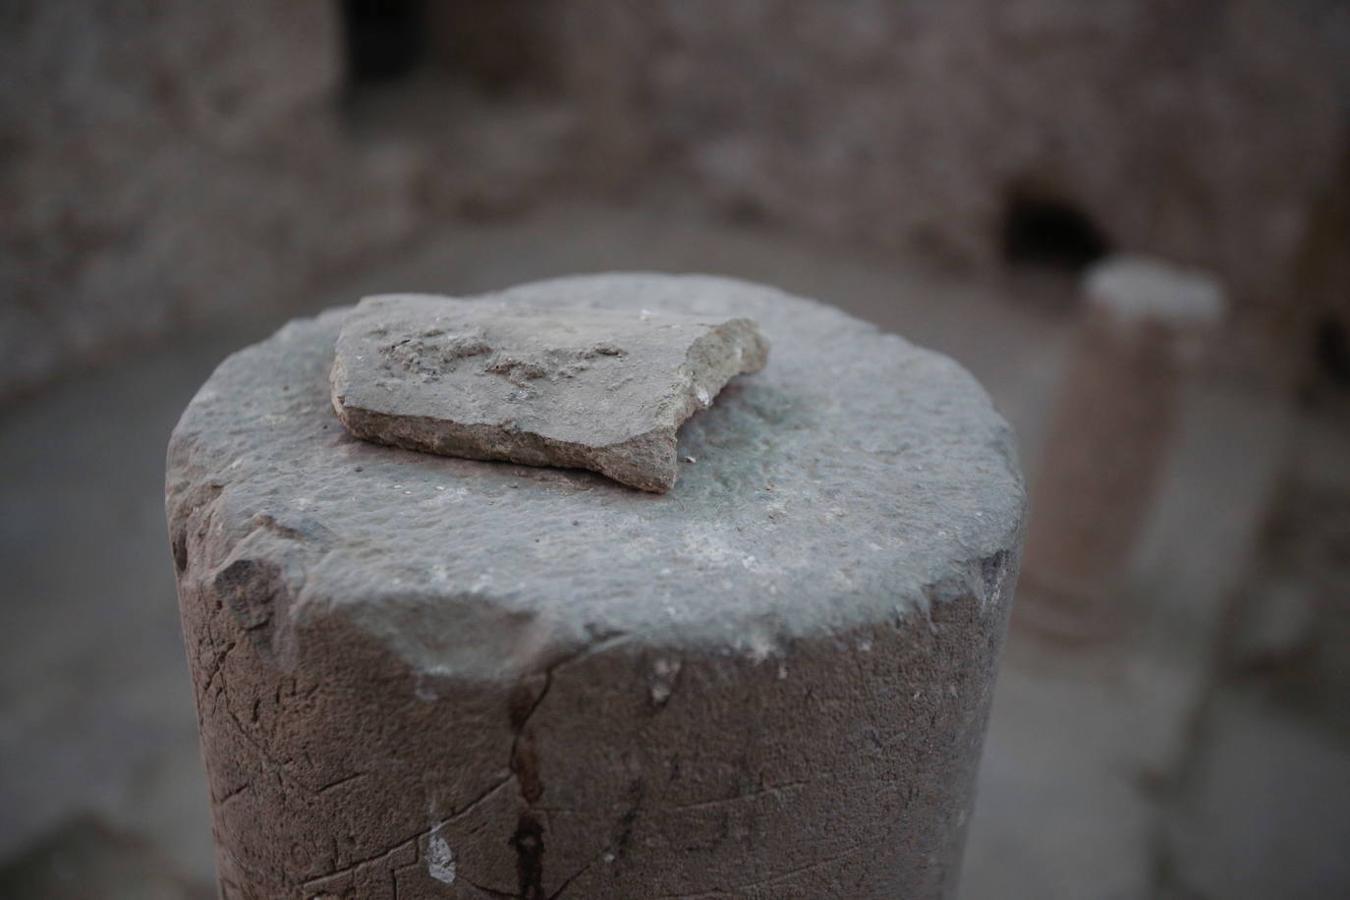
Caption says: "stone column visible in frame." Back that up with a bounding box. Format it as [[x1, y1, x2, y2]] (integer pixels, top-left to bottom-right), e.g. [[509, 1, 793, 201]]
[[1019, 256, 1225, 640], [166, 274, 1025, 899]]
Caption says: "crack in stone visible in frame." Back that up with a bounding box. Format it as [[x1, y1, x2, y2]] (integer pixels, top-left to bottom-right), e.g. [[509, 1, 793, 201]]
[[510, 672, 550, 900], [197, 638, 237, 704], [507, 631, 630, 899], [215, 781, 251, 806], [613, 779, 645, 863], [316, 771, 368, 794], [545, 840, 619, 900], [301, 836, 416, 893], [466, 881, 517, 899]]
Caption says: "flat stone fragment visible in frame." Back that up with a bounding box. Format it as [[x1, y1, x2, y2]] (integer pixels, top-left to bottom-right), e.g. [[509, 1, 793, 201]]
[[330, 294, 770, 492]]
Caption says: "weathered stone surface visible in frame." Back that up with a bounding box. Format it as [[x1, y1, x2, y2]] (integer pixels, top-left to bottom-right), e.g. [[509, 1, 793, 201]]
[[331, 294, 769, 492], [166, 274, 1025, 898]]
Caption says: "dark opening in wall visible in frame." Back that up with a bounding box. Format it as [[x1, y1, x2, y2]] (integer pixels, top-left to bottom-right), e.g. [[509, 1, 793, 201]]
[[1315, 315, 1350, 387], [342, 0, 428, 87], [1001, 191, 1111, 272]]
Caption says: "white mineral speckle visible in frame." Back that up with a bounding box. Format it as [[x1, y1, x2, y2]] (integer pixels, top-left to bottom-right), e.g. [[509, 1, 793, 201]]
[[744, 629, 778, 663], [427, 827, 456, 884], [413, 676, 439, 702], [650, 657, 682, 705]]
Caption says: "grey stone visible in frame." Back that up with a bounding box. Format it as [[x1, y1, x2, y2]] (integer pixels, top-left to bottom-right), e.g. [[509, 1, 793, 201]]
[[0, 202, 1054, 896], [330, 294, 769, 492], [166, 274, 1026, 898]]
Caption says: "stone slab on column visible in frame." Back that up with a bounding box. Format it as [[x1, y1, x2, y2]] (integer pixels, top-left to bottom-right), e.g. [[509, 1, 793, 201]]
[[329, 295, 770, 492], [165, 274, 1026, 899]]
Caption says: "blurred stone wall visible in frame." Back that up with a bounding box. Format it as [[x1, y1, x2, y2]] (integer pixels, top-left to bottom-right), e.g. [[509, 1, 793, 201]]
[[5, 0, 1349, 398], [551, 0, 1349, 319], [0, 2, 426, 399]]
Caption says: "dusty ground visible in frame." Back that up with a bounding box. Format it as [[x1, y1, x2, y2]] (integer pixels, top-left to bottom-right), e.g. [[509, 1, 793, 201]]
[[2, 203, 1347, 898]]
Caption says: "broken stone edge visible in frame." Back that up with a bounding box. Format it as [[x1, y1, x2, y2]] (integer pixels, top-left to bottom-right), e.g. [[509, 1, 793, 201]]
[[330, 314, 769, 492]]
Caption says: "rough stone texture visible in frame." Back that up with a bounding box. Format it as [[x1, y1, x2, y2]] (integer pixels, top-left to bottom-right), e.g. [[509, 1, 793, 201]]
[[165, 274, 1025, 898], [331, 295, 769, 492], [549, 0, 1350, 312]]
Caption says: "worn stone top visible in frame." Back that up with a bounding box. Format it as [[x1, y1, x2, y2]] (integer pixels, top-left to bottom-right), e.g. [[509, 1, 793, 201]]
[[1083, 255, 1226, 327], [167, 274, 1024, 681]]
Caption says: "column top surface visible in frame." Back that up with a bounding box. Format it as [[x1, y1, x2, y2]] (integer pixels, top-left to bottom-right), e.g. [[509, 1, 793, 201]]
[[167, 274, 1024, 678]]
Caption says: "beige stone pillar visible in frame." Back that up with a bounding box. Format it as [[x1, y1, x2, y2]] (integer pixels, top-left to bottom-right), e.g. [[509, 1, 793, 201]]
[[1019, 256, 1225, 640]]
